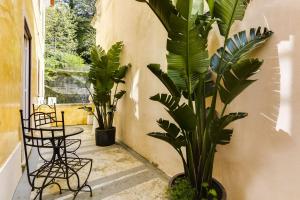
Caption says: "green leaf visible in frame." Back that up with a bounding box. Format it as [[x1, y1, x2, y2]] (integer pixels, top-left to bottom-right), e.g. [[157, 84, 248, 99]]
[[147, 64, 181, 97], [150, 93, 180, 111], [89, 42, 129, 106], [232, 58, 262, 79], [138, 0, 213, 99], [209, 112, 247, 145], [206, 0, 215, 17], [175, 0, 189, 18], [219, 58, 262, 104], [114, 90, 126, 100], [169, 104, 197, 131], [208, 189, 218, 197], [214, 0, 250, 36], [150, 94, 196, 131], [211, 27, 273, 73], [148, 132, 185, 149], [157, 119, 181, 138], [135, 0, 177, 32], [113, 64, 130, 80], [167, 13, 211, 94], [107, 41, 123, 72], [218, 112, 248, 129]]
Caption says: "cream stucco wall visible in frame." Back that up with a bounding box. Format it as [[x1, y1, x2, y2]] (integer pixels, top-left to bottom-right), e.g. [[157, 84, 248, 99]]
[[94, 0, 300, 199]]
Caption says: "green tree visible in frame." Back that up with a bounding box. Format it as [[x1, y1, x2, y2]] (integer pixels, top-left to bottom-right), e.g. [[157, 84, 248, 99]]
[[56, 0, 96, 63], [58, 0, 97, 17], [75, 16, 96, 63], [45, 4, 78, 57]]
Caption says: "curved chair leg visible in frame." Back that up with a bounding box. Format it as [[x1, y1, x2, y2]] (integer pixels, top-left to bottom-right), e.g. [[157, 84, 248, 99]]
[[64, 159, 93, 199], [52, 181, 62, 194]]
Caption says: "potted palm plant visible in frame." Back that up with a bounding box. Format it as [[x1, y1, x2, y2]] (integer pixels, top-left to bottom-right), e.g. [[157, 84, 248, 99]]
[[87, 41, 130, 146], [135, 0, 273, 199]]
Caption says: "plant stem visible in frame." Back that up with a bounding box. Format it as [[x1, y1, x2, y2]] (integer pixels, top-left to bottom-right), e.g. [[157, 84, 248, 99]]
[[113, 83, 119, 106], [221, 104, 228, 117], [103, 103, 108, 129]]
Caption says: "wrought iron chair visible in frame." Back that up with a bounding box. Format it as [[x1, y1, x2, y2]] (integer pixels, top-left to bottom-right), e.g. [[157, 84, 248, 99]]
[[32, 104, 82, 160], [20, 110, 93, 200]]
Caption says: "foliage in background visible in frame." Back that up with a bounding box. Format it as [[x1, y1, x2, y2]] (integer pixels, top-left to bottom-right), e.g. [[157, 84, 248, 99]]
[[45, 51, 85, 70], [45, 0, 96, 103], [46, 4, 78, 57], [55, 0, 96, 63], [76, 16, 96, 63], [136, 0, 273, 199], [58, 0, 96, 17], [88, 42, 130, 129]]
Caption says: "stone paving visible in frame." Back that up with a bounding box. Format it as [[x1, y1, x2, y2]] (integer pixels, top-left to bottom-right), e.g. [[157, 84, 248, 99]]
[[13, 126, 168, 200]]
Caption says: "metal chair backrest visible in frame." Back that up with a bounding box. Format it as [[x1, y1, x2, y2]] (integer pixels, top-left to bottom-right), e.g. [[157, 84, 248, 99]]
[[32, 104, 58, 127], [19, 110, 67, 186]]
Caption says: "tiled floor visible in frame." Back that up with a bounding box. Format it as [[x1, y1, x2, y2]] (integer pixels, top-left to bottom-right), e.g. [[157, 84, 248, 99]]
[[13, 126, 168, 200]]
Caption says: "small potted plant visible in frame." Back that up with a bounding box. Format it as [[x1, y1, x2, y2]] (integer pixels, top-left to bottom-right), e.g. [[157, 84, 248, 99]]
[[87, 41, 130, 146], [135, 0, 273, 199]]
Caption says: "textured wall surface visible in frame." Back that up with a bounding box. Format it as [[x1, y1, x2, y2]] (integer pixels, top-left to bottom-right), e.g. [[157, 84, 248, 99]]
[[94, 0, 300, 199], [93, 0, 182, 176], [40, 104, 91, 125], [0, 0, 44, 166]]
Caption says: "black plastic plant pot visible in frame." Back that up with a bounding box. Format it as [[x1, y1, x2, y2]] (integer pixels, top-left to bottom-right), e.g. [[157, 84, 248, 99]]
[[95, 127, 116, 146], [169, 173, 227, 200]]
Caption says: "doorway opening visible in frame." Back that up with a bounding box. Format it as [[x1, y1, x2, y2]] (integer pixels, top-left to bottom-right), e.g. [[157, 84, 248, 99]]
[[23, 20, 32, 122]]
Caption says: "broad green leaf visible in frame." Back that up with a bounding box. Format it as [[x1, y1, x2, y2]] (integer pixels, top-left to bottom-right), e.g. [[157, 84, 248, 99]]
[[150, 93, 180, 111], [138, 0, 213, 98], [107, 41, 123, 72], [147, 64, 181, 97], [148, 132, 185, 149], [214, 0, 250, 36], [219, 79, 255, 104], [206, 0, 215, 17], [135, 0, 177, 32], [113, 64, 130, 80], [218, 112, 248, 129], [169, 104, 197, 131], [211, 27, 273, 73], [167, 13, 211, 94], [176, 0, 189, 18], [89, 42, 129, 105], [209, 112, 247, 145], [150, 93, 196, 131], [232, 58, 262, 79], [219, 58, 262, 104], [157, 118, 181, 138]]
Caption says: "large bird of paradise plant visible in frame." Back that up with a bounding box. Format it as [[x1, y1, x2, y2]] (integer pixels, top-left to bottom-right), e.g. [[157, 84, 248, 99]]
[[135, 0, 273, 198], [87, 42, 130, 130]]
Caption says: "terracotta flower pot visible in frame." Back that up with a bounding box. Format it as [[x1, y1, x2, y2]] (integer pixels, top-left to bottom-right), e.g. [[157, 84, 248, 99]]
[[169, 173, 226, 200]]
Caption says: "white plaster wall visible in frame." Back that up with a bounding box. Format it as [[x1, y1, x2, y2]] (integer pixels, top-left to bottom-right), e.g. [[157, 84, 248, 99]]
[[94, 0, 300, 199], [0, 143, 22, 200]]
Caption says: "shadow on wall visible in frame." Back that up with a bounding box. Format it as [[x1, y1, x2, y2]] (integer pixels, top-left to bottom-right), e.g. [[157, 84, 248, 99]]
[[214, 0, 300, 199]]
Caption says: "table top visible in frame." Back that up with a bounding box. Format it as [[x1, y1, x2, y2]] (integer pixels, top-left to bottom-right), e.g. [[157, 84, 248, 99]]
[[25, 126, 84, 139]]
